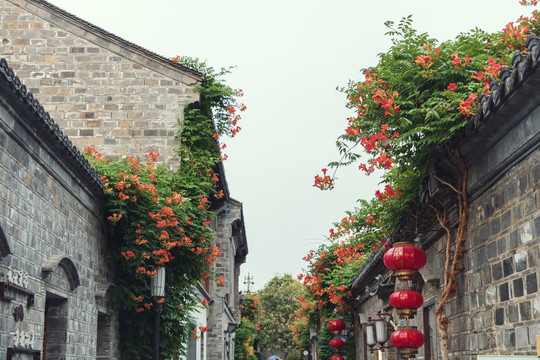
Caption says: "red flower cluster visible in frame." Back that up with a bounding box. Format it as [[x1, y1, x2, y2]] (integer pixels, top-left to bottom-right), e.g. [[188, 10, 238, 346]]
[[502, 21, 530, 46], [216, 275, 225, 286], [357, 124, 399, 174], [313, 168, 335, 190], [450, 52, 471, 69], [298, 241, 368, 312], [374, 185, 402, 202], [414, 54, 434, 68], [328, 216, 356, 240], [240, 294, 263, 333], [414, 44, 440, 75], [471, 58, 507, 94], [85, 147, 223, 314], [372, 87, 400, 116], [121, 250, 135, 260], [458, 93, 478, 116]]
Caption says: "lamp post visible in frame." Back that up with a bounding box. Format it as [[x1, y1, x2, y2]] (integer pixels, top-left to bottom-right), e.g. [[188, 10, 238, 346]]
[[151, 267, 166, 360], [365, 312, 394, 353]]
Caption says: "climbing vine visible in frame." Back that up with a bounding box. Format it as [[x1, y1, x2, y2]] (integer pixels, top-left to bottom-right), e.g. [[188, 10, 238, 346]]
[[429, 149, 469, 360], [296, 3, 539, 359], [85, 56, 245, 358], [235, 293, 262, 360]]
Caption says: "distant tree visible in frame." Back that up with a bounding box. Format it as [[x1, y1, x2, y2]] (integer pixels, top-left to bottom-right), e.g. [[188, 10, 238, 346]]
[[235, 293, 262, 360], [257, 275, 304, 359]]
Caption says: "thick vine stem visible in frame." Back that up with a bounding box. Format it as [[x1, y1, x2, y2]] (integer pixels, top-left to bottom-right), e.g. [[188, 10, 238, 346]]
[[431, 149, 468, 360]]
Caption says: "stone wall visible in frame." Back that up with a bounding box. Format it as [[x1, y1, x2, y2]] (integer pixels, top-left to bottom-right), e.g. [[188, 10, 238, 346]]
[[0, 0, 201, 166], [408, 140, 539, 359], [0, 2, 247, 359], [0, 60, 114, 358], [460, 147, 538, 356], [353, 150, 539, 360], [207, 199, 245, 360]]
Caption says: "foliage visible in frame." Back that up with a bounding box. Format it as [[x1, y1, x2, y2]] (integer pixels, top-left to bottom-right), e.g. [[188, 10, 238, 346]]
[[254, 275, 305, 357], [84, 148, 218, 358], [84, 56, 245, 358], [297, 3, 540, 359], [235, 293, 263, 360], [171, 55, 246, 203], [173, 55, 245, 141]]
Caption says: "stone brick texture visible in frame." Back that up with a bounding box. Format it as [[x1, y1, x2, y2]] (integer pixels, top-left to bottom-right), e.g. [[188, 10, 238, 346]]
[[354, 126, 539, 360], [418, 147, 539, 359], [0, 2, 242, 360], [0, 98, 113, 357], [206, 200, 244, 360], [0, 0, 203, 358], [0, 0, 200, 167]]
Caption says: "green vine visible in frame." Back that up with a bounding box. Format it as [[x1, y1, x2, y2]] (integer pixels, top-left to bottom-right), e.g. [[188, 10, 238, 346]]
[[84, 56, 245, 359], [297, 5, 540, 359]]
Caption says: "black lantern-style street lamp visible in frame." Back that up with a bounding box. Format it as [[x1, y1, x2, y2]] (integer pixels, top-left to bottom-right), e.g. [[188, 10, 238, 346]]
[[151, 267, 166, 360]]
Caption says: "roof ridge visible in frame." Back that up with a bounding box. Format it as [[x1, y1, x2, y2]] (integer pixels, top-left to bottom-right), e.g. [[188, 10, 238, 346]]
[[27, 0, 204, 80], [467, 34, 540, 133], [351, 34, 540, 291]]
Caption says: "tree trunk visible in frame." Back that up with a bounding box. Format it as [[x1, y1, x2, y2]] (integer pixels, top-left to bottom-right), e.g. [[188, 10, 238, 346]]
[[430, 149, 468, 360], [440, 328, 449, 360]]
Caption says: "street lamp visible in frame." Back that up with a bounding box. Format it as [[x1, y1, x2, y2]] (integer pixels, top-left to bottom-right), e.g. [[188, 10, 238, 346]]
[[365, 311, 394, 353], [374, 314, 388, 345], [151, 267, 166, 297], [365, 320, 376, 351], [151, 267, 166, 360]]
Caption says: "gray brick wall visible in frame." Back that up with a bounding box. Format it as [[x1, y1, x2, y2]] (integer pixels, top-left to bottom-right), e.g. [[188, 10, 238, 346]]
[[353, 115, 539, 360], [207, 201, 244, 360], [412, 148, 540, 359], [0, 96, 111, 358], [0, 0, 201, 166], [461, 148, 539, 356]]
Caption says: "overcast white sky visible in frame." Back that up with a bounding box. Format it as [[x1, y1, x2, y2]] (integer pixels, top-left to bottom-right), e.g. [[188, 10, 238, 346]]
[[47, 0, 531, 290]]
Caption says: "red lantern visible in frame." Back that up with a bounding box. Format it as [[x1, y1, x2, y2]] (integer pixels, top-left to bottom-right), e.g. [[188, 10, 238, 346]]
[[330, 356, 345, 360], [383, 242, 426, 280], [389, 290, 424, 319], [327, 319, 346, 334], [390, 327, 425, 359], [329, 338, 345, 348]]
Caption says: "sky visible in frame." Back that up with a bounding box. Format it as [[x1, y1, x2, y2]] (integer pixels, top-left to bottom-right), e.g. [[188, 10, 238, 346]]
[[47, 0, 531, 290]]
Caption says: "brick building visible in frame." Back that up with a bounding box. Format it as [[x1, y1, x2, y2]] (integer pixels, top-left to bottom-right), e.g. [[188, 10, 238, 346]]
[[351, 36, 540, 359], [0, 57, 113, 358], [0, 0, 202, 166], [0, 0, 248, 358]]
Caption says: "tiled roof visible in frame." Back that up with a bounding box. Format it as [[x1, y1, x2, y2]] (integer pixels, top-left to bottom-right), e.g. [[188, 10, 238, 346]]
[[466, 34, 540, 134], [30, 0, 204, 80], [351, 34, 540, 292], [0, 57, 103, 191]]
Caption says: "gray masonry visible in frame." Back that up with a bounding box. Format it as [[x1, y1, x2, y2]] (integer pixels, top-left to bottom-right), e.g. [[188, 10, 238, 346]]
[[0, 0, 202, 167], [0, 59, 117, 358], [0, 1, 248, 359], [207, 198, 247, 360], [351, 37, 540, 360]]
